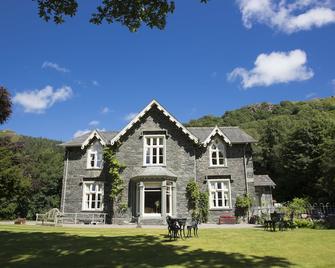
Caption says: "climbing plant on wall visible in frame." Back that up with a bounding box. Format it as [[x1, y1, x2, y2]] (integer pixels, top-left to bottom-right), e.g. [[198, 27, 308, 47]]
[[186, 180, 209, 223], [103, 147, 126, 208]]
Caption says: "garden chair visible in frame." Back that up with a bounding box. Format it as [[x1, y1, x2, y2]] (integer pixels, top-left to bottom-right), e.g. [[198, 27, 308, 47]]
[[36, 208, 62, 226], [166, 216, 181, 240], [186, 219, 199, 237]]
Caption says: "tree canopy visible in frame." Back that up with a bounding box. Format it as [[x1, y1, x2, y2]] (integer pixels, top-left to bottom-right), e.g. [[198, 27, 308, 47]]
[[0, 86, 12, 124], [35, 0, 208, 32], [187, 97, 335, 203], [0, 131, 64, 219]]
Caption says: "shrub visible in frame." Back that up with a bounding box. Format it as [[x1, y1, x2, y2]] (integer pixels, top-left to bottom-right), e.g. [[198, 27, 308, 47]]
[[235, 195, 252, 209], [198, 192, 209, 223], [293, 218, 314, 228], [288, 198, 310, 217]]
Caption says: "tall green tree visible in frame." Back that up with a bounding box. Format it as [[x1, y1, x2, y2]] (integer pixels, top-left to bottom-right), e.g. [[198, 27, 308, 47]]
[[0, 137, 31, 219], [0, 86, 12, 124]]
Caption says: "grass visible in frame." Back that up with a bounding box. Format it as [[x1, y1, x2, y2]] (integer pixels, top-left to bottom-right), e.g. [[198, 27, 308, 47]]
[[0, 225, 334, 267]]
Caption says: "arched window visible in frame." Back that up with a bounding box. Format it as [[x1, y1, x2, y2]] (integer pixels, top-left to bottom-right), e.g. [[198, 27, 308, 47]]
[[209, 139, 227, 167], [87, 142, 103, 169]]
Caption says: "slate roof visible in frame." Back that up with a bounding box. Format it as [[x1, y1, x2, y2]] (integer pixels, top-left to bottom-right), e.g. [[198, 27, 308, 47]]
[[60, 131, 118, 147], [60, 126, 255, 147], [254, 175, 276, 187], [187, 127, 257, 144]]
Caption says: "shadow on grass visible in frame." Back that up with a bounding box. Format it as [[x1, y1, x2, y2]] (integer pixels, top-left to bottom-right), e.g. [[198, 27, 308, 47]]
[[0, 231, 293, 267]]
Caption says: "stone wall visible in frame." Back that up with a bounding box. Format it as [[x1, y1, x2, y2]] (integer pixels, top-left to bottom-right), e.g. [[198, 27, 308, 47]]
[[196, 136, 251, 223], [114, 107, 196, 220], [61, 107, 256, 224]]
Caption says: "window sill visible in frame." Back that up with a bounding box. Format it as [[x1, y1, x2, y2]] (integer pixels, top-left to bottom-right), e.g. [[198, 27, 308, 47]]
[[142, 165, 166, 168], [86, 168, 103, 170], [209, 208, 232, 211], [208, 166, 228, 169], [81, 210, 104, 212]]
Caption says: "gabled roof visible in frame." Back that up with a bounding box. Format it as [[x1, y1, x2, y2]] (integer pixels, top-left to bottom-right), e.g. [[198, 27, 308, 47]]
[[254, 175, 276, 187], [110, 100, 199, 145], [80, 129, 106, 149], [60, 130, 118, 148], [202, 126, 231, 146], [60, 100, 257, 148], [187, 127, 256, 144]]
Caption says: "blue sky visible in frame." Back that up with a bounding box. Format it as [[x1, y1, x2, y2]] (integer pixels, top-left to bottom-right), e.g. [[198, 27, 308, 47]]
[[1, 0, 335, 141]]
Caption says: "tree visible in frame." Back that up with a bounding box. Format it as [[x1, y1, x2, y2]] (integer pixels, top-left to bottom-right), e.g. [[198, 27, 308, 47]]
[[187, 96, 335, 203], [0, 137, 31, 219], [0, 86, 12, 124], [35, 0, 208, 32]]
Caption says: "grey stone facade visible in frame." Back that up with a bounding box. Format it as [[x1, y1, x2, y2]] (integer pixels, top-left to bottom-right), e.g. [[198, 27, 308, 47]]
[[60, 100, 273, 224]]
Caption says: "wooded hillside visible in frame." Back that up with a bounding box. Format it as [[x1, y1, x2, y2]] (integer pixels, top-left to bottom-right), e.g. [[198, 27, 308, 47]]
[[0, 130, 64, 219], [187, 97, 335, 203]]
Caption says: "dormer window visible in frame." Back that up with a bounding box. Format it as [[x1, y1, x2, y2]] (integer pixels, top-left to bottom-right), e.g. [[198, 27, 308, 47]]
[[87, 142, 103, 169], [143, 135, 165, 166], [209, 139, 227, 167]]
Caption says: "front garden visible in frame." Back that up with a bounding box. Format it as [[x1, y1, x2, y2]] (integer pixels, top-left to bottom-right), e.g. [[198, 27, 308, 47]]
[[0, 225, 334, 267]]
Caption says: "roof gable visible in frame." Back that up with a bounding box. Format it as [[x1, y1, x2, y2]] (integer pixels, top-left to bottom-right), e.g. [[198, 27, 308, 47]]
[[110, 100, 199, 145], [187, 127, 256, 144], [203, 126, 231, 146], [81, 129, 106, 149]]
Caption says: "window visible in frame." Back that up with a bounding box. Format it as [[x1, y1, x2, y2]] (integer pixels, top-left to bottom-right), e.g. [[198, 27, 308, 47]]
[[209, 139, 227, 167], [87, 142, 103, 169], [82, 182, 104, 211], [208, 180, 231, 209], [143, 135, 165, 165], [144, 183, 161, 214]]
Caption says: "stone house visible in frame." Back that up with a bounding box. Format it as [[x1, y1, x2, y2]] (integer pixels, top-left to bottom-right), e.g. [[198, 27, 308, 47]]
[[60, 100, 275, 224]]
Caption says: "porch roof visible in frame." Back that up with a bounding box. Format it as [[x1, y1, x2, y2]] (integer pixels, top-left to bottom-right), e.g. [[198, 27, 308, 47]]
[[254, 175, 276, 187], [132, 166, 177, 180]]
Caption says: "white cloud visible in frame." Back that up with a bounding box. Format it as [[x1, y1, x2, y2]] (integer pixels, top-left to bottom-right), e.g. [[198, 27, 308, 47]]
[[73, 129, 91, 138], [228, 49, 314, 88], [124, 112, 137, 121], [89, 120, 100, 126], [42, 61, 70, 73], [236, 0, 335, 33], [101, 107, 110, 114], [13, 85, 73, 113]]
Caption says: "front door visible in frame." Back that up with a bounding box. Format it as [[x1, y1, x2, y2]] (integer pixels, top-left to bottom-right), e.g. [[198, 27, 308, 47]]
[[136, 180, 175, 218]]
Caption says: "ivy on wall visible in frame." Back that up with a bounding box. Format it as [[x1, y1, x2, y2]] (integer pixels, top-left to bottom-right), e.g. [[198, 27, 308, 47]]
[[186, 180, 209, 223], [103, 147, 126, 210]]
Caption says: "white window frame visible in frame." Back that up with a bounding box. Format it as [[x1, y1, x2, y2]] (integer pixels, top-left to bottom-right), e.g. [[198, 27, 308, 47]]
[[143, 135, 166, 166], [87, 143, 103, 169], [82, 181, 104, 211], [208, 179, 231, 209], [209, 139, 227, 167]]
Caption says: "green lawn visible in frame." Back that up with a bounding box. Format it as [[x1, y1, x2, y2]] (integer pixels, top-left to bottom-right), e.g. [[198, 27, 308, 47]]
[[0, 225, 334, 268]]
